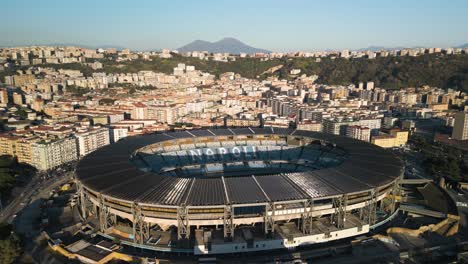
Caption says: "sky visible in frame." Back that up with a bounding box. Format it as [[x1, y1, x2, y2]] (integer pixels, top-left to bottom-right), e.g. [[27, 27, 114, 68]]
[[2, 0, 468, 52]]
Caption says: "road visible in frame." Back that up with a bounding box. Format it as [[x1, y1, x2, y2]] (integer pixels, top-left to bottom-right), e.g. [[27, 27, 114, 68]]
[[402, 148, 433, 180], [0, 172, 73, 223], [446, 188, 468, 237]]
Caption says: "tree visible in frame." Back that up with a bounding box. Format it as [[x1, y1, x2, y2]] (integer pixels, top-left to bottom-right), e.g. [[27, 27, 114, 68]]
[[0, 223, 22, 264], [0, 235, 21, 264], [0, 156, 15, 193], [0, 155, 36, 195], [14, 109, 28, 120]]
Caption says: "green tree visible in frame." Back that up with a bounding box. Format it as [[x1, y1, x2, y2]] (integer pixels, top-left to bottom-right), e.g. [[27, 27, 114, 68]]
[[0, 235, 21, 264], [0, 223, 22, 264], [14, 109, 28, 119]]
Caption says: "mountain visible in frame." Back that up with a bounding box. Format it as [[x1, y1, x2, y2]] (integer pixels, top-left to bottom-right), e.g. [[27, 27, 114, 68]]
[[355, 46, 412, 52], [177, 37, 270, 54], [457, 43, 468, 48]]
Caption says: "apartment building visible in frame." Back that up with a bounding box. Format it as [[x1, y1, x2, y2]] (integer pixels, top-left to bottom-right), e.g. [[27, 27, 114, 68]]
[[0, 134, 17, 156], [75, 127, 110, 157], [322, 118, 381, 136], [297, 120, 322, 132], [15, 138, 38, 164], [110, 127, 128, 143], [346, 125, 370, 142], [0, 89, 8, 105], [31, 137, 78, 170], [452, 112, 468, 141], [371, 130, 408, 148]]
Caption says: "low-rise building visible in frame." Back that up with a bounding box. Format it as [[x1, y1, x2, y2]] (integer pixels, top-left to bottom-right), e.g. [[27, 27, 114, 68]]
[[225, 117, 261, 127], [371, 129, 408, 148], [297, 120, 322, 132]]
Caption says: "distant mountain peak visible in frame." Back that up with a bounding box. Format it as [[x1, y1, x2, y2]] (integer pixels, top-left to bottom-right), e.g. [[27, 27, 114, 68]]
[[177, 38, 270, 54], [219, 37, 241, 42]]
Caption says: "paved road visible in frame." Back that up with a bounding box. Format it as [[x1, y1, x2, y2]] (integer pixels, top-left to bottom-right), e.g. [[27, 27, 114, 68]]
[[446, 188, 468, 237], [0, 172, 73, 223]]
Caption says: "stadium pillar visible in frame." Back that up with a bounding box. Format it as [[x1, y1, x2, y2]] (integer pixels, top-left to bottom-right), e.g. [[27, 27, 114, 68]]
[[98, 195, 116, 233], [223, 204, 234, 240], [177, 205, 190, 240], [359, 189, 377, 225], [333, 195, 347, 229], [77, 182, 87, 218], [368, 189, 377, 225], [390, 179, 401, 213], [132, 203, 149, 244], [301, 199, 314, 234], [99, 194, 107, 232], [264, 202, 275, 236]]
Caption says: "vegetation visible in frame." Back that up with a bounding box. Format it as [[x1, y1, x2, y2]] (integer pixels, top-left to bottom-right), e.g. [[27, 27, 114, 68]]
[[100, 55, 283, 79], [65, 85, 91, 96], [0, 156, 16, 193], [410, 135, 468, 183], [281, 54, 468, 91], [0, 155, 36, 195], [0, 157, 28, 263], [97, 53, 468, 92], [3, 53, 468, 92], [14, 108, 28, 119], [37, 62, 94, 77], [0, 223, 22, 264], [99, 98, 116, 105]]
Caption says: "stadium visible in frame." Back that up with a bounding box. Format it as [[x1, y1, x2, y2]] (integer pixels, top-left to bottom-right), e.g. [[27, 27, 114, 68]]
[[75, 128, 404, 255]]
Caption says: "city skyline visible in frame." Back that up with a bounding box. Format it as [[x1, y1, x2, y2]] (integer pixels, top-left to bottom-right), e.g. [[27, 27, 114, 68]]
[[1, 1, 468, 260], [2, 0, 468, 52]]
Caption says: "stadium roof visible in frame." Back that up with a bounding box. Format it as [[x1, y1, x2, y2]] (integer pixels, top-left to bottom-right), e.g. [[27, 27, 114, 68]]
[[76, 128, 403, 206]]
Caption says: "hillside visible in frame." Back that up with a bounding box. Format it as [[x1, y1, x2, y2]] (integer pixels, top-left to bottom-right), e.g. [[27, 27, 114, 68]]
[[94, 53, 468, 92]]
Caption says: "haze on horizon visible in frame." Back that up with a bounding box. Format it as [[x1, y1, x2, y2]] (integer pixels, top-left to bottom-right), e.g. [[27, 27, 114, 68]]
[[2, 0, 468, 52]]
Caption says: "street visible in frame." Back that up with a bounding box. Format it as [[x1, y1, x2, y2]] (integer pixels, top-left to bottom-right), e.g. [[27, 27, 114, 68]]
[[0, 171, 73, 223]]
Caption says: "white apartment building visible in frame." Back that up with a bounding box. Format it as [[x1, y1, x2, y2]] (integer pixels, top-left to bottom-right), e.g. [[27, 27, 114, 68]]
[[346, 125, 371, 142], [452, 112, 468, 141], [110, 127, 128, 143], [31, 137, 78, 171], [297, 121, 322, 132], [75, 127, 110, 157], [322, 118, 381, 136]]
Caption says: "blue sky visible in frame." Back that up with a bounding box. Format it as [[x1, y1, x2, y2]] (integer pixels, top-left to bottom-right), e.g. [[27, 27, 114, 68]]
[[2, 0, 467, 51]]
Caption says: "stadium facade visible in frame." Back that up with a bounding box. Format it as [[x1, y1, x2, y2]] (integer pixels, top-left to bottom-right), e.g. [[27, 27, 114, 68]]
[[75, 128, 404, 254]]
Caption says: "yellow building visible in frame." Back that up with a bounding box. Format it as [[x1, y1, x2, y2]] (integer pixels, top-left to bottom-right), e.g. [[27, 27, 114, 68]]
[[371, 135, 396, 148], [0, 134, 39, 165], [390, 129, 409, 146], [371, 130, 408, 148], [13, 74, 35, 86], [430, 103, 449, 111], [15, 138, 37, 164], [0, 135, 18, 156]]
